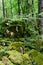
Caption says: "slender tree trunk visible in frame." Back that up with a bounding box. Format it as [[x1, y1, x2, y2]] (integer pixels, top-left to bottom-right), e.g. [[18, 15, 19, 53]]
[[26, 0, 29, 14], [2, 0, 5, 18], [38, 0, 41, 13], [32, 0, 34, 16], [18, 0, 20, 15], [10, 0, 13, 17], [38, 0, 41, 34], [38, 0, 43, 38], [21, 0, 24, 14]]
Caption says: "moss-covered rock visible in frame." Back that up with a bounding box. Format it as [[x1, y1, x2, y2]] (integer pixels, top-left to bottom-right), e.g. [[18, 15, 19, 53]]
[[0, 61, 4, 65], [2, 56, 14, 65], [8, 42, 24, 52], [0, 46, 4, 50], [19, 38, 25, 41], [29, 49, 43, 65], [23, 53, 32, 65], [23, 53, 29, 60], [8, 50, 23, 64], [8, 50, 32, 65]]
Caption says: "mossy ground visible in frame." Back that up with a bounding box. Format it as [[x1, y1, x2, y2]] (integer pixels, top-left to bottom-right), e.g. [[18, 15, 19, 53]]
[[0, 19, 43, 65], [0, 38, 43, 65]]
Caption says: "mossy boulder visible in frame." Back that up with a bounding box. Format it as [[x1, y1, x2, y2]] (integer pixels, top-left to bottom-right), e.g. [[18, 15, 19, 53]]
[[0, 61, 4, 65], [29, 49, 43, 65], [2, 56, 14, 65], [23, 53, 29, 60], [8, 50, 23, 64], [23, 53, 32, 65], [19, 38, 25, 41], [8, 50, 32, 65], [8, 42, 24, 52], [0, 46, 4, 50]]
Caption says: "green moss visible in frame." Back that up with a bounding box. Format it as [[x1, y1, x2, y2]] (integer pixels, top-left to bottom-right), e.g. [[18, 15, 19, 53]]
[[0, 61, 4, 65], [23, 53, 29, 60], [0, 46, 4, 50], [2, 56, 14, 65], [29, 49, 43, 65], [8, 50, 32, 65], [23, 53, 32, 65], [19, 38, 25, 41], [8, 42, 24, 52], [8, 50, 23, 64]]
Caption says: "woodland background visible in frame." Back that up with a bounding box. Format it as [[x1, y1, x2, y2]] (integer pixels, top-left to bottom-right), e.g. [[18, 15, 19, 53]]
[[0, 0, 43, 65]]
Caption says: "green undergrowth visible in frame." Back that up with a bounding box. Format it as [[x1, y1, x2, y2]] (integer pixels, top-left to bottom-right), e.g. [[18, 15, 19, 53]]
[[0, 18, 43, 65], [0, 39, 43, 65]]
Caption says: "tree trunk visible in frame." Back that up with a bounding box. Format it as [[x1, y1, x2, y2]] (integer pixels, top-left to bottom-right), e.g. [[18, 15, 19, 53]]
[[10, 0, 13, 17], [38, 0, 41, 13], [18, 0, 20, 15], [39, 0, 43, 38], [32, 0, 34, 16], [2, 0, 5, 18], [26, 0, 29, 14]]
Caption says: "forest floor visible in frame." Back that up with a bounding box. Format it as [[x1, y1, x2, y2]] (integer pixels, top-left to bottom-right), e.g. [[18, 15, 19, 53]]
[[0, 37, 43, 65], [0, 18, 43, 65]]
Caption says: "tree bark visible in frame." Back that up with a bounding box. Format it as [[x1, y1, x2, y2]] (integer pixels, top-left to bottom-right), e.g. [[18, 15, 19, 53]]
[[10, 0, 13, 17], [2, 0, 5, 18], [26, 0, 29, 14], [18, 0, 20, 15], [38, 0, 43, 38], [32, 0, 34, 16], [38, 0, 41, 13]]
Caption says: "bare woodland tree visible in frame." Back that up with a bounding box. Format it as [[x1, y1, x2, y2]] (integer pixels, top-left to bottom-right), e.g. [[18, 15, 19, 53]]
[[2, 0, 5, 18], [10, 0, 13, 17], [38, 0, 43, 38], [18, 0, 20, 15], [26, 0, 29, 14]]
